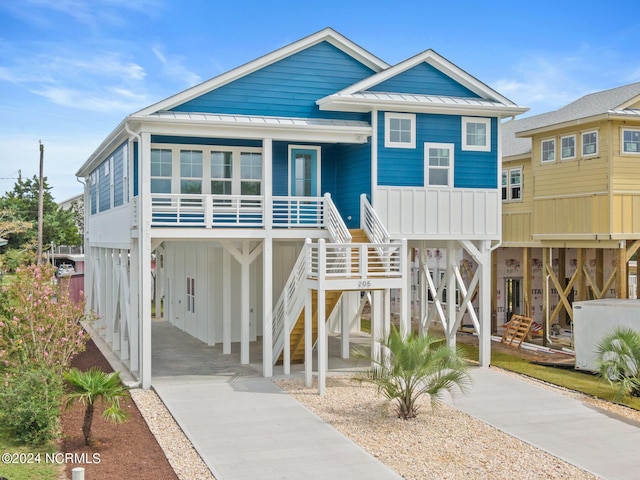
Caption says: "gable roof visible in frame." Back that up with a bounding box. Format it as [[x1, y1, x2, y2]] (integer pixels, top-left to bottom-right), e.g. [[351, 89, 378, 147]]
[[133, 28, 389, 117], [317, 49, 528, 117], [503, 82, 640, 158]]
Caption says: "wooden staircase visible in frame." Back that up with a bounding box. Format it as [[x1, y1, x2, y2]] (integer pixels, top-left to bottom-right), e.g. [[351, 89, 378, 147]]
[[278, 229, 370, 364]]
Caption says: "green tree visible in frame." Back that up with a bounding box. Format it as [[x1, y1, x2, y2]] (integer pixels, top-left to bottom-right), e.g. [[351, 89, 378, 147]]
[[64, 367, 129, 446], [355, 326, 471, 419], [0, 175, 81, 252], [597, 327, 640, 400]]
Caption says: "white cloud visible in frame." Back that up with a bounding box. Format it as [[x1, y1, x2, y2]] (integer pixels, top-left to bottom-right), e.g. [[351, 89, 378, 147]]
[[152, 45, 202, 88]]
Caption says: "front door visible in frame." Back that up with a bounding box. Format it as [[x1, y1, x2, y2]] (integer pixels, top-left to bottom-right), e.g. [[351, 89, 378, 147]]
[[289, 147, 321, 224]]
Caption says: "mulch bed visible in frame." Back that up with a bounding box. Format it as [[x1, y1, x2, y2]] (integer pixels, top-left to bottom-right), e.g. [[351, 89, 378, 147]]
[[60, 340, 178, 480]]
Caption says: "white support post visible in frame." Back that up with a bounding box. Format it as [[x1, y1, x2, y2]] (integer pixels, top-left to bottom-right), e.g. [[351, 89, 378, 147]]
[[400, 238, 410, 339], [262, 236, 273, 377], [129, 242, 139, 372], [304, 288, 312, 388], [418, 242, 427, 336], [317, 286, 326, 395], [372, 290, 383, 364], [446, 240, 457, 350], [223, 249, 231, 355], [384, 289, 391, 339], [317, 239, 327, 395], [478, 240, 492, 367], [340, 293, 350, 359], [105, 249, 114, 345], [139, 131, 152, 389], [241, 241, 250, 365]]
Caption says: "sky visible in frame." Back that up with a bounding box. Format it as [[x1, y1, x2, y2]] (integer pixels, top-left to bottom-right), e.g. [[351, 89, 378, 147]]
[[1, 0, 640, 202]]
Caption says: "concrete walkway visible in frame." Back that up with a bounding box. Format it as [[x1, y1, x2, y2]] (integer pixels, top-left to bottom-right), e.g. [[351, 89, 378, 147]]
[[134, 321, 640, 479], [443, 368, 640, 480]]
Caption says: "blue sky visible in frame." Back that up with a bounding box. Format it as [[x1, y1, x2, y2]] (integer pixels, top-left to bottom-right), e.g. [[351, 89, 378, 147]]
[[1, 0, 640, 202]]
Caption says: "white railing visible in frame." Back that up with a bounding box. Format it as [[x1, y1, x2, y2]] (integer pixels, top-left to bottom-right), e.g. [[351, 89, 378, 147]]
[[272, 240, 310, 365], [149, 194, 329, 229], [272, 196, 325, 228], [308, 239, 403, 279], [323, 193, 352, 243], [360, 193, 390, 243]]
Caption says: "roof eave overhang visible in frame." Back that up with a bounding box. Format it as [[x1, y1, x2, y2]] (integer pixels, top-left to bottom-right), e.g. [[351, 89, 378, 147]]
[[76, 118, 130, 178], [317, 97, 529, 117], [515, 113, 614, 137]]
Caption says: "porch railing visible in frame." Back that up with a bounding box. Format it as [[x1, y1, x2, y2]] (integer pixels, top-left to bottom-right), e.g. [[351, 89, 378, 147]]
[[148, 194, 329, 229]]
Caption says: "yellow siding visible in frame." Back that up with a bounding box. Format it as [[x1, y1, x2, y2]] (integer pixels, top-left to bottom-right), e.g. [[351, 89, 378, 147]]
[[533, 194, 610, 235], [612, 194, 640, 234], [530, 121, 610, 198], [502, 158, 533, 244], [502, 212, 532, 243], [612, 122, 640, 191]]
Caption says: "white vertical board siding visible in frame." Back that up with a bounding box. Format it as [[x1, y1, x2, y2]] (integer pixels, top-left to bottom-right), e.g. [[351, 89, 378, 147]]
[[376, 187, 499, 238]]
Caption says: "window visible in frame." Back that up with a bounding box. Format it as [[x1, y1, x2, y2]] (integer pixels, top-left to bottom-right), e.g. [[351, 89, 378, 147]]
[[211, 151, 233, 195], [582, 131, 598, 156], [151, 149, 172, 193], [502, 167, 522, 202], [385, 112, 415, 148], [186, 276, 195, 314], [510, 168, 522, 200], [541, 138, 555, 163], [622, 129, 640, 154], [501, 170, 508, 200], [240, 152, 262, 195], [462, 117, 491, 151], [180, 150, 203, 194], [560, 135, 575, 160], [425, 143, 453, 187]]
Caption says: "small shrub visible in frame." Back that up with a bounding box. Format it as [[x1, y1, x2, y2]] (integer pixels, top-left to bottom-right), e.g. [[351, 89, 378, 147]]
[[0, 365, 63, 445], [354, 326, 471, 419], [597, 327, 640, 400], [0, 263, 89, 374], [64, 367, 129, 446]]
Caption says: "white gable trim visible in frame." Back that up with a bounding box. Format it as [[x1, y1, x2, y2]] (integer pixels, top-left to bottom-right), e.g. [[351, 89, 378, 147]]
[[323, 49, 518, 107], [133, 28, 389, 117]]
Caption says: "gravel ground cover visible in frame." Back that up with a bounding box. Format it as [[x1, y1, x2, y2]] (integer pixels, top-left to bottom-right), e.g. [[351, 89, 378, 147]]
[[275, 375, 603, 480]]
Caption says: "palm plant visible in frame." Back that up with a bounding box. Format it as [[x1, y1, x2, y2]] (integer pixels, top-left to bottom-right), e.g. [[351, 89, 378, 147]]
[[64, 367, 129, 445], [354, 326, 471, 419], [596, 327, 640, 400]]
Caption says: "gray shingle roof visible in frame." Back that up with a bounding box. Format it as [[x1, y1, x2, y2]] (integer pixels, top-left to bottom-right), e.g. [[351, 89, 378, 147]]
[[502, 82, 640, 158]]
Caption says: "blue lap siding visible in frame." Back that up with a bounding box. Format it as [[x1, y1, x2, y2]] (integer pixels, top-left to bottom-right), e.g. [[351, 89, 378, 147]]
[[171, 41, 374, 122]]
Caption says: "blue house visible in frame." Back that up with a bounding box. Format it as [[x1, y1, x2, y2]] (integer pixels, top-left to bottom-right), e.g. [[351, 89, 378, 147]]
[[76, 28, 527, 391]]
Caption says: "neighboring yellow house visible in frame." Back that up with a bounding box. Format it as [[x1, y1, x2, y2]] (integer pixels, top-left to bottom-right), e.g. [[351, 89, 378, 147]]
[[497, 83, 640, 342]]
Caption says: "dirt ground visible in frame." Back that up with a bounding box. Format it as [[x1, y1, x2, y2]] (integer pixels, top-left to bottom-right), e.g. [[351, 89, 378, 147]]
[[60, 340, 178, 480]]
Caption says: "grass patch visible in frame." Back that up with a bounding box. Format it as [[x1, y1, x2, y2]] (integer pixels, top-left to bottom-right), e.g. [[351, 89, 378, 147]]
[[0, 430, 61, 480], [460, 344, 640, 411], [360, 318, 371, 334]]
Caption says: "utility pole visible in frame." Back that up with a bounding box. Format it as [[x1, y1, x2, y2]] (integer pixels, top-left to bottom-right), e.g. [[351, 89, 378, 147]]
[[37, 141, 44, 264]]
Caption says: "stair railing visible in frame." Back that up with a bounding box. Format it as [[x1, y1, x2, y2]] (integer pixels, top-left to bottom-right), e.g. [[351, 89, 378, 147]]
[[324, 193, 352, 243], [360, 193, 390, 244], [272, 239, 311, 366]]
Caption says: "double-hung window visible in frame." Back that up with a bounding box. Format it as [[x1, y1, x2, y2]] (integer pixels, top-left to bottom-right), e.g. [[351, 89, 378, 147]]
[[541, 138, 555, 163], [425, 143, 454, 187], [240, 152, 262, 195], [502, 167, 522, 201], [211, 151, 233, 195], [151, 149, 173, 193], [622, 129, 640, 154], [560, 135, 575, 160], [180, 150, 203, 194], [582, 131, 598, 156], [462, 117, 491, 151], [385, 112, 415, 148]]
